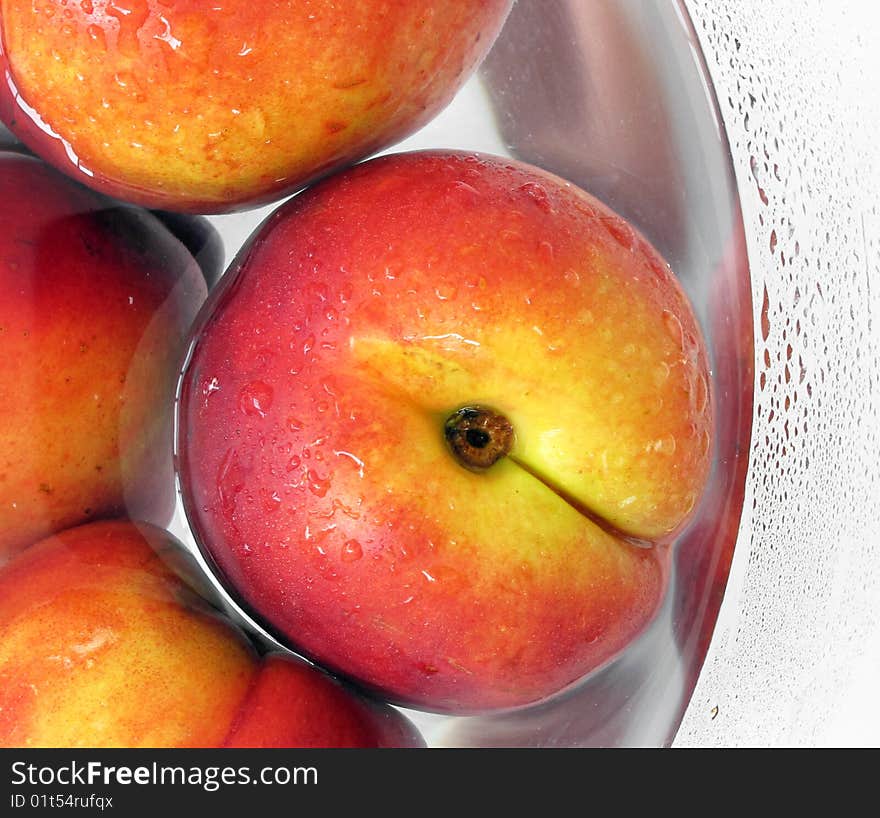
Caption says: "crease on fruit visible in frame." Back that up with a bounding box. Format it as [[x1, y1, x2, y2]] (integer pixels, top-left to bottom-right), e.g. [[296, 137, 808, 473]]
[[348, 334, 659, 551]]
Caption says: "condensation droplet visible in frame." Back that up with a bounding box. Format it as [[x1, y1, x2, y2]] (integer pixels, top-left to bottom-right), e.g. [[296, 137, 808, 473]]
[[761, 285, 771, 341]]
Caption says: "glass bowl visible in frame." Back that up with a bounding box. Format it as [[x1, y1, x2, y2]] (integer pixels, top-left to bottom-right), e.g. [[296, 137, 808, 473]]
[[4, 0, 877, 748], [168, 0, 753, 747]]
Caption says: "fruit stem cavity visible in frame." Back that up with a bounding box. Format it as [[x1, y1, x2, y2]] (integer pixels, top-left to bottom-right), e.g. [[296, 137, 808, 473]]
[[444, 406, 514, 472]]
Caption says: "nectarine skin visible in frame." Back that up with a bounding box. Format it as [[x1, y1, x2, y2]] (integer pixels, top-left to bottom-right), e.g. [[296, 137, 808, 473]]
[[0, 151, 207, 562], [0, 0, 512, 212], [0, 520, 424, 748], [178, 151, 713, 714]]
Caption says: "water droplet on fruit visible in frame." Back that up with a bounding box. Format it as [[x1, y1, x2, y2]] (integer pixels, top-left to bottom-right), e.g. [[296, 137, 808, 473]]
[[662, 310, 684, 347], [113, 71, 144, 97], [651, 435, 677, 455], [699, 428, 712, 457], [332, 498, 361, 520], [239, 381, 273, 417], [341, 540, 363, 562], [107, 0, 150, 56], [262, 490, 282, 513], [601, 216, 635, 250], [450, 180, 480, 200], [518, 182, 552, 213], [682, 492, 697, 516], [694, 372, 710, 414], [647, 254, 671, 284], [653, 361, 671, 386], [307, 469, 330, 498], [216, 448, 246, 514], [286, 455, 301, 472], [434, 285, 457, 302], [86, 25, 107, 45]]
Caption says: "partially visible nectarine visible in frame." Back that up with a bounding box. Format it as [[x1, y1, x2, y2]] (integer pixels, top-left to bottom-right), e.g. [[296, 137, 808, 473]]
[[0, 152, 208, 562], [0, 0, 512, 212], [0, 519, 423, 748]]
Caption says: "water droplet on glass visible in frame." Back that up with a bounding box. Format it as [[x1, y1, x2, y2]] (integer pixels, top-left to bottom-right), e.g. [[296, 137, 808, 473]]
[[761, 285, 771, 341]]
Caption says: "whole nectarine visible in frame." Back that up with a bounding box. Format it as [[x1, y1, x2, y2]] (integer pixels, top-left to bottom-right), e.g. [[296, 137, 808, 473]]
[[177, 150, 714, 713]]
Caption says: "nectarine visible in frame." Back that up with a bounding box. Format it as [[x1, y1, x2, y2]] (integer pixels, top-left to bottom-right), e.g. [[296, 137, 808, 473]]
[[0, 0, 512, 212], [0, 151, 207, 562], [177, 150, 714, 713], [0, 520, 423, 747]]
